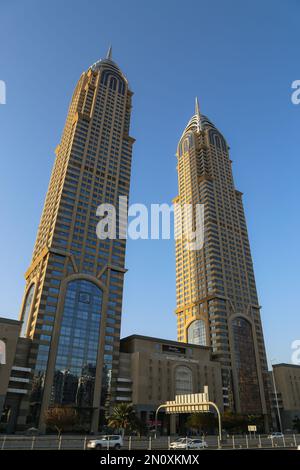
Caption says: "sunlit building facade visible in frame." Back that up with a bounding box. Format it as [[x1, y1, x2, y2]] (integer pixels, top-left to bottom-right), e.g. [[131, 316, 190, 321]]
[[17, 48, 134, 431], [174, 99, 269, 421]]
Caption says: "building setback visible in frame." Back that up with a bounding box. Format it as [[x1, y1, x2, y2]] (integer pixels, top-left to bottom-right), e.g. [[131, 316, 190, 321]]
[[174, 99, 269, 423], [15, 48, 134, 432], [269, 363, 300, 431]]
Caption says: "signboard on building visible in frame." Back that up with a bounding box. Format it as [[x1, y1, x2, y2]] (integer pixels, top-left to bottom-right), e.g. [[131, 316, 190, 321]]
[[162, 344, 186, 355]]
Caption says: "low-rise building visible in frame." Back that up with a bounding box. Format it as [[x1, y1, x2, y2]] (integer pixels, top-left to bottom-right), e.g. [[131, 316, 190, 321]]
[[269, 363, 300, 431], [0, 317, 32, 433], [118, 335, 223, 434]]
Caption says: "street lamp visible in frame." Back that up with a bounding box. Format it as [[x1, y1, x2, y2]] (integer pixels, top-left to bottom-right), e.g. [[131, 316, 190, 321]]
[[271, 358, 283, 433]]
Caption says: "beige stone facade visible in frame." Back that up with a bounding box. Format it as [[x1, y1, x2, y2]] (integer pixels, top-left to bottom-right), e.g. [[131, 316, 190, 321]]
[[16, 49, 134, 432], [269, 364, 300, 430], [174, 101, 269, 421], [119, 335, 223, 433]]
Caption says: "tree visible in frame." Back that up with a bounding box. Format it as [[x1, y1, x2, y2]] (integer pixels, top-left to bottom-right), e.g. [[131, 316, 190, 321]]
[[44, 406, 78, 436], [222, 411, 249, 433], [107, 403, 136, 436], [185, 413, 217, 435], [128, 414, 147, 436]]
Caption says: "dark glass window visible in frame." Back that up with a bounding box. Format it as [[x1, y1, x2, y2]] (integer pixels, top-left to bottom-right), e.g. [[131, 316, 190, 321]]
[[232, 317, 262, 414], [52, 279, 103, 409]]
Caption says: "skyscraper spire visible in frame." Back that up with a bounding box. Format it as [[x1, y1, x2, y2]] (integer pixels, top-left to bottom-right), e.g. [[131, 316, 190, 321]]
[[195, 96, 202, 131], [195, 96, 200, 116], [106, 45, 112, 60]]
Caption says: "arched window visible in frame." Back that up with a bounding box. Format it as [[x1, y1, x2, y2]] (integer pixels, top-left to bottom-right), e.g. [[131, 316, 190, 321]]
[[215, 135, 221, 148], [183, 137, 189, 153], [0, 340, 6, 364], [178, 133, 194, 157], [208, 129, 227, 152], [232, 317, 261, 413], [175, 366, 193, 395], [21, 284, 35, 337], [100, 70, 125, 95], [187, 319, 207, 346], [52, 279, 103, 407], [108, 77, 116, 91]]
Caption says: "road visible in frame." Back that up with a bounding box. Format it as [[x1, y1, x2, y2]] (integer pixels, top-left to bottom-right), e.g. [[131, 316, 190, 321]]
[[0, 434, 299, 450]]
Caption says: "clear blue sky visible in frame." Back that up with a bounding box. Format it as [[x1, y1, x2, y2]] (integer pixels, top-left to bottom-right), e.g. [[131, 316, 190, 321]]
[[0, 0, 299, 366]]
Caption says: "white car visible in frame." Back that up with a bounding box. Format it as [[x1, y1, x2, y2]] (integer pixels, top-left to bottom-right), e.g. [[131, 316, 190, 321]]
[[187, 438, 208, 449], [87, 435, 123, 450], [297, 445, 300, 450], [267, 432, 284, 439], [169, 438, 193, 449]]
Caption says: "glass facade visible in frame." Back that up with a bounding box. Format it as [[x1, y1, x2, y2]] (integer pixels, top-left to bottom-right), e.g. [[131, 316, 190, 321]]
[[51, 279, 103, 409], [187, 319, 207, 346], [175, 366, 193, 394], [232, 317, 262, 414]]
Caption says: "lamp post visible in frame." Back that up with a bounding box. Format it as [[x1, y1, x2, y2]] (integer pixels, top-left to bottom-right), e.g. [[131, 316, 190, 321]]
[[271, 358, 283, 433]]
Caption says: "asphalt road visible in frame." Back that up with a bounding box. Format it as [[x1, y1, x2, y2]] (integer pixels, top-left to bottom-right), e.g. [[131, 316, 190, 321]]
[[0, 434, 299, 451]]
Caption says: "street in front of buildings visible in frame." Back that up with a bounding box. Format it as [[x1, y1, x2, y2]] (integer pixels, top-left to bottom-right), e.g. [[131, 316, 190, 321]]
[[1, 434, 299, 451]]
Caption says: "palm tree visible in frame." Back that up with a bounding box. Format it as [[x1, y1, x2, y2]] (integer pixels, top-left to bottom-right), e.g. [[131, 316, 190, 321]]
[[107, 403, 135, 437]]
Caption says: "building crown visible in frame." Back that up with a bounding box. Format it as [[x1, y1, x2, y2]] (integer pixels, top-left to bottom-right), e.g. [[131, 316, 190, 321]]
[[90, 46, 127, 81]]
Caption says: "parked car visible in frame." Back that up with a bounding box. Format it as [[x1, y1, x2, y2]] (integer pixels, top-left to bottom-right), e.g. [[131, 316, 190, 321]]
[[187, 438, 208, 449], [267, 432, 284, 439], [87, 435, 123, 450], [169, 438, 192, 449], [297, 445, 300, 451]]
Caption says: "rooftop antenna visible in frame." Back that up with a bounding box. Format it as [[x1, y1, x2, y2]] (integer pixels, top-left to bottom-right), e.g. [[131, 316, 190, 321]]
[[195, 96, 202, 131], [106, 45, 112, 60]]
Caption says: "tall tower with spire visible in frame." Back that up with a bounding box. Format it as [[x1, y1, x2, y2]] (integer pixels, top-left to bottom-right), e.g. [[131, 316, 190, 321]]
[[174, 100, 269, 422], [17, 48, 135, 431]]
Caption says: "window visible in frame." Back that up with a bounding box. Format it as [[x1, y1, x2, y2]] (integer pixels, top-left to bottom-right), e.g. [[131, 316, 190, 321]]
[[232, 317, 261, 414], [175, 366, 193, 394], [52, 279, 103, 408], [187, 319, 207, 346], [79, 292, 90, 303]]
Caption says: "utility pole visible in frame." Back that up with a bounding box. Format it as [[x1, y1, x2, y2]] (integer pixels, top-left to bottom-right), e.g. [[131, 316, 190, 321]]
[[271, 361, 283, 433]]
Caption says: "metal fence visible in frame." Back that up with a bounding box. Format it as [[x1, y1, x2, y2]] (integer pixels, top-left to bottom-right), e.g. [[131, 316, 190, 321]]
[[0, 434, 299, 450]]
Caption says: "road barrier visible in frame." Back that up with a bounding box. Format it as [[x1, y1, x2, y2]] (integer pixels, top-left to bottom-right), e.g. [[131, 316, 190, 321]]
[[0, 433, 299, 450]]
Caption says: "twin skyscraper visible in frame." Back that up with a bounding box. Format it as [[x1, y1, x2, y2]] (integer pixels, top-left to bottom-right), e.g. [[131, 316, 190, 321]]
[[17, 48, 269, 431]]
